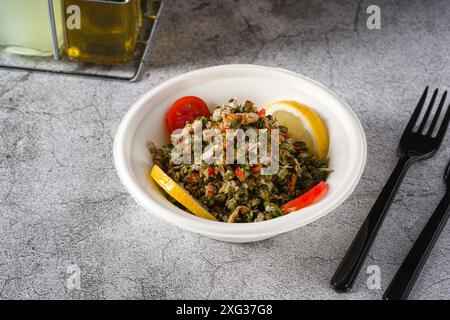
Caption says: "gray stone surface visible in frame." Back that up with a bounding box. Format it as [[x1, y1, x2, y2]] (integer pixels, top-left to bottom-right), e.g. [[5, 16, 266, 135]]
[[1, 0, 450, 300]]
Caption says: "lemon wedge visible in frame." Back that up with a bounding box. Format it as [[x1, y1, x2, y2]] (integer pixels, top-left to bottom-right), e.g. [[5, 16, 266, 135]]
[[265, 101, 329, 160], [149, 165, 217, 221]]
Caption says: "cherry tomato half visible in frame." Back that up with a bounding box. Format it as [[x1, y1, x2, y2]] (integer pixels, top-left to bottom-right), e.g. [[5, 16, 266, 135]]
[[166, 96, 211, 132]]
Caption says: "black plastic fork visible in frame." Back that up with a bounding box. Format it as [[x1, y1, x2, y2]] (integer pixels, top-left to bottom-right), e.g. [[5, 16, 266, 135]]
[[331, 87, 450, 292]]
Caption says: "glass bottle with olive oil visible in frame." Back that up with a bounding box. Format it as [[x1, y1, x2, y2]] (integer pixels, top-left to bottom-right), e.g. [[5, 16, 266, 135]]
[[63, 0, 141, 64]]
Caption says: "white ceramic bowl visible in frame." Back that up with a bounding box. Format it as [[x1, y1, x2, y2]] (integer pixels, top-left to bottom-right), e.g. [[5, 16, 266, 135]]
[[114, 64, 366, 242]]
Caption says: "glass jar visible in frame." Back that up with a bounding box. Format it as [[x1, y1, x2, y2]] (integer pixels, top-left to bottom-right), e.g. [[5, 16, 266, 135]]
[[0, 0, 64, 57], [63, 0, 142, 65]]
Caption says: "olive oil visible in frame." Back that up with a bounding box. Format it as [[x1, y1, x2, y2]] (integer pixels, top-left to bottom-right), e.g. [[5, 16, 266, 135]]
[[63, 0, 141, 64], [142, 0, 161, 20], [0, 0, 64, 57]]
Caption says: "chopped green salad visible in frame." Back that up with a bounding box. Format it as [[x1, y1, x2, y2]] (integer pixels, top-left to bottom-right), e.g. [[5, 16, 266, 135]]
[[148, 99, 330, 223]]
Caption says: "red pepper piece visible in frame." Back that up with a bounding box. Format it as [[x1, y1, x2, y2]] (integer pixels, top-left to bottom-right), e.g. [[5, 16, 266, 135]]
[[234, 167, 245, 182], [282, 181, 328, 214]]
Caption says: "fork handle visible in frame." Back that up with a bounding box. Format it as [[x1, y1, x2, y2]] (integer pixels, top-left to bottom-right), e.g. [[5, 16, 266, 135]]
[[331, 154, 414, 292], [383, 190, 450, 300]]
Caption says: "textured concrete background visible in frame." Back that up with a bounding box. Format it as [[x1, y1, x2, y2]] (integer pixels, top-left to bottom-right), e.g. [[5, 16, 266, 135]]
[[1, 0, 450, 300]]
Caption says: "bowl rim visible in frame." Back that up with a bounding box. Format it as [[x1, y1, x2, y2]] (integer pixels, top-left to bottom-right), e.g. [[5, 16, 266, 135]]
[[114, 64, 367, 239]]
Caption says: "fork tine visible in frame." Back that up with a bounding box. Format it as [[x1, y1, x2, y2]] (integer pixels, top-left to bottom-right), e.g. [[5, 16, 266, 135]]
[[418, 88, 438, 133], [435, 102, 450, 141], [404, 86, 429, 132], [428, 91, 447, 135]]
